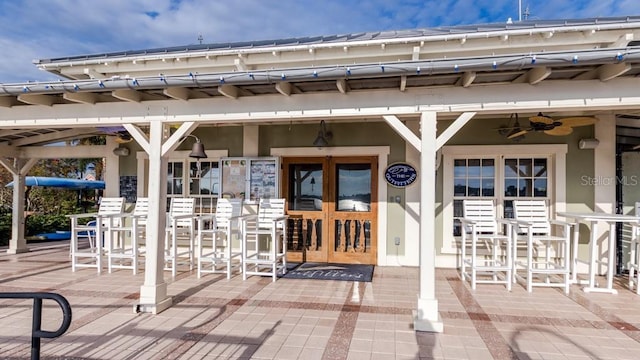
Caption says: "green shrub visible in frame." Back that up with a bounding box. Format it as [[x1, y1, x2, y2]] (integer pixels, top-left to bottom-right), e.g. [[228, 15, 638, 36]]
[[0, 214, 71, 246], [0, 214, 10, 246]]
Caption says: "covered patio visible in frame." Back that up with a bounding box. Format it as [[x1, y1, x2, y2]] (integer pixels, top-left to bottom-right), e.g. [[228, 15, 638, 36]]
[[2, 16, 640, 339], [2, 240, 640, 359]]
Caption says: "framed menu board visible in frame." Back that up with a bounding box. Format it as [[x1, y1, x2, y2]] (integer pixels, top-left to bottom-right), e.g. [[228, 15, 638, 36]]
[[220, 157, 279, 202]]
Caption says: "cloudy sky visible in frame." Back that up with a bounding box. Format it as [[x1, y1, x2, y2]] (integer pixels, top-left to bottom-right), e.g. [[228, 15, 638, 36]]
[[0, 0, 636, 83]]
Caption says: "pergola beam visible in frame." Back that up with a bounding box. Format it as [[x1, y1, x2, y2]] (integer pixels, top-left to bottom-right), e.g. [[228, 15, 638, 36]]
[[63, 92, 99, 104], [513, 66, 552, 85], [336, 79, 350, 94], [275, 82, 297, 96], [457, 71, 476, 87], [163, 87, 191, 101], [599, 62, 632, 81], [17, 94, 54, 106], [112, 89, 142, 103], [218, 84, 239, 99]]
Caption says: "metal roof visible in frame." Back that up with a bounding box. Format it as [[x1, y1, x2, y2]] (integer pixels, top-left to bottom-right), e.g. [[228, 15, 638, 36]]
[[35, 16, 640, 65]]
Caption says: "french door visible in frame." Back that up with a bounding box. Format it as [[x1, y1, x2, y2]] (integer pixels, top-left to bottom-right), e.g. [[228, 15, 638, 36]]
[[282, 156, 378, 264]]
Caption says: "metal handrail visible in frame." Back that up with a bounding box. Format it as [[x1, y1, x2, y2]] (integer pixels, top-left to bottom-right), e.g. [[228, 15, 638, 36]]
[[0, 292, 72, 360]]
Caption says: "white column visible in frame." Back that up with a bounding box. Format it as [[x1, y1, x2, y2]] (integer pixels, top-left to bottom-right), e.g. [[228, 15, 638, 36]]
[[405, 119, 421, 266], [137, 120, 172, 314], [594, 114, 616, 274], [8, 164, 27, 254], [414, 111, 443, 332]]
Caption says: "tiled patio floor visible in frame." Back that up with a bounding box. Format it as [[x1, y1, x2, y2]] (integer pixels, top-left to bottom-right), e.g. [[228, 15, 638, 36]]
[[2, 241, 640, 359]]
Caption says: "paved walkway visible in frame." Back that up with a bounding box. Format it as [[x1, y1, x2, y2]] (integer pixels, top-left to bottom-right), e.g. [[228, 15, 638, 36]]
[[2, 241, 640, 359]]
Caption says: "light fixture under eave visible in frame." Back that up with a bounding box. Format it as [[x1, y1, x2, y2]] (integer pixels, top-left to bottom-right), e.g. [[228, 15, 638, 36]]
[[113, 146, 130, 157], [182, 134, 207, 159], [312, 120, 333, 148]]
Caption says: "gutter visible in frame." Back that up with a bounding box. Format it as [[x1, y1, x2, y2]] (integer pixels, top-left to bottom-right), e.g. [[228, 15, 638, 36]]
[[5, 47, 640, 96]]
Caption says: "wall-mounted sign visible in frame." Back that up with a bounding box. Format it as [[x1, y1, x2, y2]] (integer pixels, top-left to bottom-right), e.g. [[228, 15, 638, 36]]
[[384, 162, 418, 188]]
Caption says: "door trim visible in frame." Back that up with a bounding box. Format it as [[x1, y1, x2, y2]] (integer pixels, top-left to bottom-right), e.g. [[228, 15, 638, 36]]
[[271, 146, 390, 265]]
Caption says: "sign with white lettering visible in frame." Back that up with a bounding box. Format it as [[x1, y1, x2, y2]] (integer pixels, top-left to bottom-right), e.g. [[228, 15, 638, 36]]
[[384, 162, 418, 188]]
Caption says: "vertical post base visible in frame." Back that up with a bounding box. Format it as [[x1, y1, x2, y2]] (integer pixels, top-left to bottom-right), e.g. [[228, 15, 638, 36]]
[[136, 283, 172, 314], [7, 246, 29, 254], [413, 297, 443, 333]]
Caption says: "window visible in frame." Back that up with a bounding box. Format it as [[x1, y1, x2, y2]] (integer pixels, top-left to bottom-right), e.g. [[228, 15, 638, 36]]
[[137, 149, 228, 213], [452, 158, 495, 236], [189, 160, 220, 213], [441, 145, 567, 253], [503, 157, 547, 218]]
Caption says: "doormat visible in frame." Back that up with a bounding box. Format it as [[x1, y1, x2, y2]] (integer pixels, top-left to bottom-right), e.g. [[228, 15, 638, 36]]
[[281, 262, 374, 282]]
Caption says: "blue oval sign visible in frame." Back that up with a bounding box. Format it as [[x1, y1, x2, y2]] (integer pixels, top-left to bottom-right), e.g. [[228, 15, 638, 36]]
[[385, 163, 418, 188]]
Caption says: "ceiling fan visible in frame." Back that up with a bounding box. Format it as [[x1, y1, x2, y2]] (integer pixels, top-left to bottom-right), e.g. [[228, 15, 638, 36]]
[[97, 126, 133, 143], [501, 113, 598, 139]]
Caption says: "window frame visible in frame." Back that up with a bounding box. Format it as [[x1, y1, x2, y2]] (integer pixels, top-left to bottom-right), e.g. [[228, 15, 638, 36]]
[[441, 144, 567, 253], [136, 149, 229, 213]]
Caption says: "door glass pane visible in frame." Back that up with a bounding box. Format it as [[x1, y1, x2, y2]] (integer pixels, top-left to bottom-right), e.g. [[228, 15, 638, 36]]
[[336, 163, 371, 212], [288, 164, 323, 211]]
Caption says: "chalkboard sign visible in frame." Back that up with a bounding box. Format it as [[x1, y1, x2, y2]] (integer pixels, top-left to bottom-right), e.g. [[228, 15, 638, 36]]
[[119, 176, 137, 203]]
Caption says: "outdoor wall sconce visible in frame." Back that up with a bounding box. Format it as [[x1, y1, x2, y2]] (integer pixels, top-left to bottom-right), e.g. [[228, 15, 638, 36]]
[[182, 134, 207, 158], [313, 120, 333, 148]]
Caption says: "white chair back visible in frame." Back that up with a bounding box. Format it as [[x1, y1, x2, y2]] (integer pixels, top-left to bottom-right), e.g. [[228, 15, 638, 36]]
[[513, 200, 551, 235], [257, 198, 286, 226], [169, 198, 196, 227], [462, 199, 499, 234], [215, 198, 243, 228], [97, 197, 126, 227], [132, 197, 149, 225]]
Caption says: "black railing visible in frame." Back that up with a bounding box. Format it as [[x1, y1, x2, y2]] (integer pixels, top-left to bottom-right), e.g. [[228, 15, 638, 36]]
[[0, 292, 72, 360]]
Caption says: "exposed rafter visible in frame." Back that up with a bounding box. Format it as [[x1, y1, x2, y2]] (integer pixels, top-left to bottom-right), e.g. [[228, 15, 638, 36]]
[[513, 66, 552, 85], [574, 62, 631, 81], [17, 94, 54, 106], [336, 79, 350, 94], [163, 87, 191, 101], [83, 68, 105, 79], [8, 128, 96, 146], [457, 72, 476, 88], [598, 62, 632, 81], [275, 82, 298, 96], [218, 84, 239, 99], [63, 92, 99, 104], [234, 58, 248, 71], [112, 89, 142, 102]]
